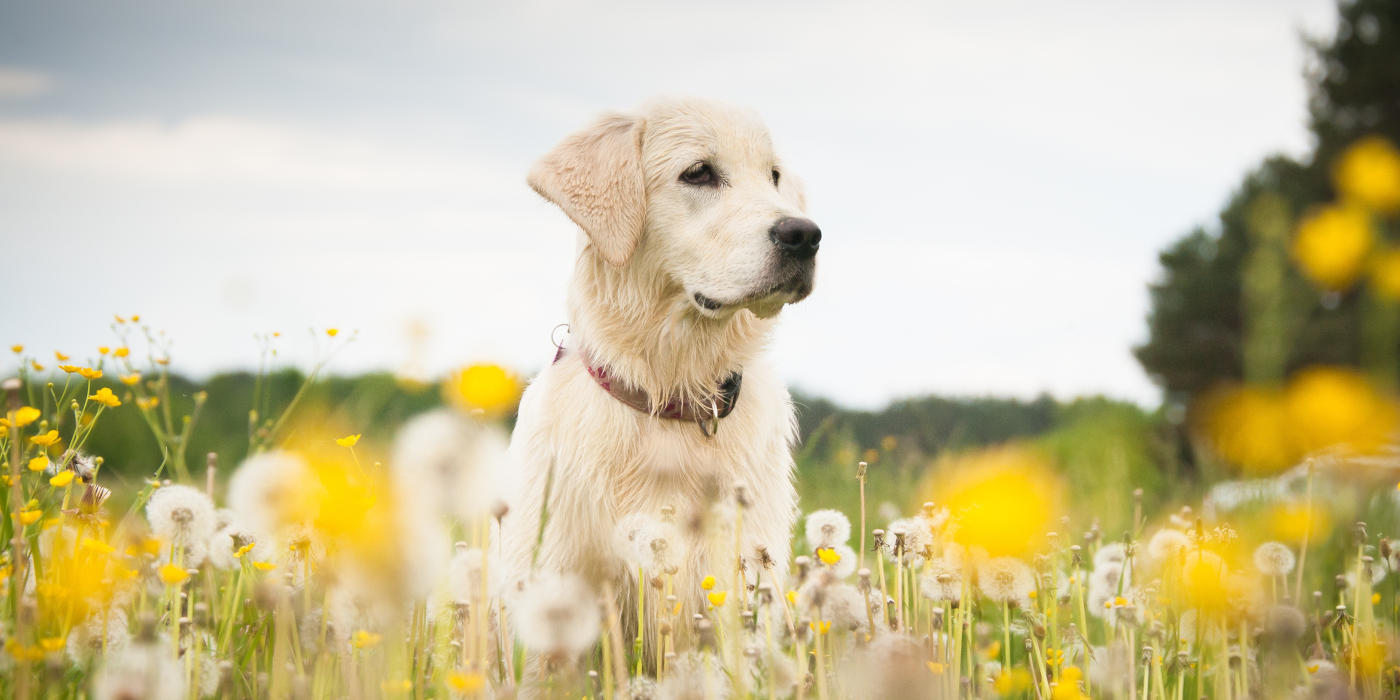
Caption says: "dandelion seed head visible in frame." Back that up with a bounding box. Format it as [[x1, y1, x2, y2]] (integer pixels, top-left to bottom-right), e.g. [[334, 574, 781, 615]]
[[920, 545, 966, 603], [804, 509, 851, 549], [145, 485, 216, 565], [976, 557, 1035, 604], [1093, 542, 1130, 570], [1252, 541, 1296, 576], [390, 408, 507, 524], [613, 513, 677, 573], [1146, 528, 1190, 563], [91, 644, 187, 700], [514, 574, 600, 658], [228, 451, 317, 535], [657, 651, 730, 700]]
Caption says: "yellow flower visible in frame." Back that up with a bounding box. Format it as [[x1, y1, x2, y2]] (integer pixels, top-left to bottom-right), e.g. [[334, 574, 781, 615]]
[[81, 538, 116, 555], [707, 591, 727, 607], [58, 364, 79, 374], [158, 563, 189, 586], [130, 314, 140, 322], [49, 470, 74, 487], [1372, 246, 1400, 300], [252, 561, 276, 571], [120, 373, 141, 386], [114, 315, 126, 324], [1333, 136, 1400, 214], [77, 367, 103, 380], [54, 351, 69, 361], [13, 406, 40, 428], [233, 543, 255, 559], [88, 387, 121, 408], [114, 347, 129, 358], [30, 360, 43, 371], [927, 662, 946, 675], [28, 456, 48, 472], [1285, 366, 1397, 458], [447, 671, 486, 694], [29, 430, 60, 447], [816, 547, 841, 565], [137, 396, 159, 410], [352, 630, 382, 649], [97, 346, 109, 355], [808, 620, 832, 635], [933, 445, 1063, 558], [1292, 204, 1373, 291], [1176, 549, 1230, 616], [1372, 592, 1382, 605], [326, 328, 339, 337], [38, 637, 65, 654], [335, 434, 361, 448], [10, 344, 21, 353], [700, 575, 716, 590], [17, 509, 42, 526], [994, 669, 1032, 695], [1051, 666, 1088, 700], [445, 364, 521, 417], [786, 589, 797, 605]]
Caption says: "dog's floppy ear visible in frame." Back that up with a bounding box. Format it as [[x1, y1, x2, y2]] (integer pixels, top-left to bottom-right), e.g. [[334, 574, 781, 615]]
[[528, 113, 646, 267]]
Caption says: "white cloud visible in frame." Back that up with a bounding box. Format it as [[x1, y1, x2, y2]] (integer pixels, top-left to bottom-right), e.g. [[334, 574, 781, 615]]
[[0, 67, 53, 99]]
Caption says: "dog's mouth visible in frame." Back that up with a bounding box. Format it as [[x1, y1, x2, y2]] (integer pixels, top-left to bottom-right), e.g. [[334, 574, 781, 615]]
[[689, 265, 815, 318]]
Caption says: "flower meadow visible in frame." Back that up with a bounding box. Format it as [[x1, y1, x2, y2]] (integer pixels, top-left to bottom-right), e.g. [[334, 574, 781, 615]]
[[4, 137, 1400, 700]]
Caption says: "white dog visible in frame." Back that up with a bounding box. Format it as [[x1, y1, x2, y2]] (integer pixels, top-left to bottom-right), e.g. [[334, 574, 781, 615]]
[[499, 97, 819, 660]]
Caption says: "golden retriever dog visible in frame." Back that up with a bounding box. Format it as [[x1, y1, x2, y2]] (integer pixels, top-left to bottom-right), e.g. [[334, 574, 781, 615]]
[[498, 97, 820, 667]]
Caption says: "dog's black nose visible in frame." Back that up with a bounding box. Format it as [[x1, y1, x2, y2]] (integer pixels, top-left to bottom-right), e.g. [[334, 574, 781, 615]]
[[769, 217, 821, 259]]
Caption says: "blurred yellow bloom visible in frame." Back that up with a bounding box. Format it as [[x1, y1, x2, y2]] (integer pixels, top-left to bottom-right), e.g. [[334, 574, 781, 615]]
[[88, 388, 121, 408], [114, 347, 129, 358], [137, 396, 159, 410], [97, 346, 109, 355], [1176, 549, 1231, 616], [113, 315, 125, 324], [1285, 366, 1397, 457], [809, 620, 832, 635], [81, 538, 116, 555], [130, 314, 140, 322], [445, 364, 521, 417], [1292, 204, 1373, 291], [816, 547, 841, 565], [77, 367, 103, 380], [30, 360, 43, 371], [1370, 246, 1400, 300], [233, 543, 255, 559], [13, 406, 40, 428], [1051, 666, 1088, 700], [707, 591, 727, 607], [1333, 136, 1400, 214], [1195, 385, 1294, 474], [447, 671, 486, 693], [119, 373, 141, 386], [10, 344, 21, 353], [253, 561, 276, 571], [352, 630, 382, 649], [29, 430, 59, 447], [18, 509, 42, 526], [326, 328, 339, 337], [54, 351, 69, 361], [701, 575, 716, 590], [38, 637, 65, 653], [1268, 502, 1332, 544], [49, 470, 74, 487], [58, 364, 79, 374], [994, 669, 1032, 695], [158, 564, 189, 586], [28, 456, 48, 472], [787, 589, 797, 605], [335, 434, 361, 447], [935, 445, 1062, 558]]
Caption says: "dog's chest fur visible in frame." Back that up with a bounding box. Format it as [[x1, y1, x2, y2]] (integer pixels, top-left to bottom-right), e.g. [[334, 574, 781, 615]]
[[498, 352, 799, 607]]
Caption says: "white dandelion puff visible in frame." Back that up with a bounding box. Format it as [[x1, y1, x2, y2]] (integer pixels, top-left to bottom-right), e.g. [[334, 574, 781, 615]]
[[804, 509, 851, 550], [145, 484, 217, 567], [514, 574, 601, 658], [976, 557, 1035, 604], [1093, 542, 1130, 569], [658, 651, 730, 700], [227, 451, 317, 535], [206, 521, 271, 571], [1252, 541, 1296, 576], [390, 408, 508, 524], [91, 644, 187, 700], [1146, 528, 1191, 563], [920, 546, 966, 604], [613, 513, 678, 573]]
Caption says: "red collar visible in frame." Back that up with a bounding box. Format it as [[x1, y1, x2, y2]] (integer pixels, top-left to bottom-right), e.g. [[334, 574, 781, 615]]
[[553, 340, 742, 437]]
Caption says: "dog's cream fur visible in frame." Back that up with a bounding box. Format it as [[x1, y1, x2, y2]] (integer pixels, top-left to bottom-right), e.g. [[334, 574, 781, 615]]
[[499, 98, 815, 653]]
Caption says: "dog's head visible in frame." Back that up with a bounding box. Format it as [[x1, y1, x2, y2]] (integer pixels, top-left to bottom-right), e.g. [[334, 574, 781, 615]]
[[529, 98, 818, 319]]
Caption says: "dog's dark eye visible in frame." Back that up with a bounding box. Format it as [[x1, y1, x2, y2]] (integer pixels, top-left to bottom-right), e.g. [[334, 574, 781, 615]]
[[681, 162, 716, 186], [771, 169, 781, 187]]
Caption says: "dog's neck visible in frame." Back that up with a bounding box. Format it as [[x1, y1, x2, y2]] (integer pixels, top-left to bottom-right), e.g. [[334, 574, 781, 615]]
[[567, 248, 774, 411]]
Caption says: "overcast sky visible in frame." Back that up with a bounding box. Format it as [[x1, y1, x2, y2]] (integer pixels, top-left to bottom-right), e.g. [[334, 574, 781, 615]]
[[0, 0, 1338, 408]]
